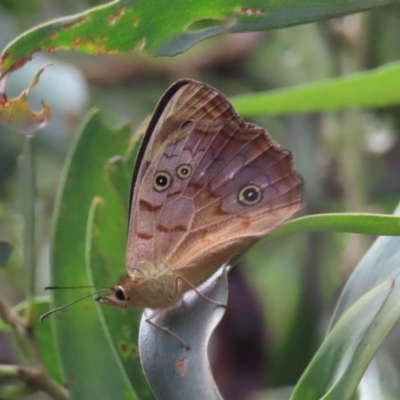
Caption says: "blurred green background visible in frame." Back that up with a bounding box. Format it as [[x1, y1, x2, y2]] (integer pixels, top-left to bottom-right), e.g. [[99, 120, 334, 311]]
[[1, 1, 400, 399]]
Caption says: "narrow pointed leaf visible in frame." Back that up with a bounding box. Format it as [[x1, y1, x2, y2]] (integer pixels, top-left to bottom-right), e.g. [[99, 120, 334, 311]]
[[290, 203, 400, 400], [330, 203, 400, 327], [231, 62, 400, 115], [259, 213, 400, 247], [291, 278, 400, 400]]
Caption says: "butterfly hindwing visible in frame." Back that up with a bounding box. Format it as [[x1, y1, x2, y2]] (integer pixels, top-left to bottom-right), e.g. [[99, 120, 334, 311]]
[[126, 80, 303, 281]]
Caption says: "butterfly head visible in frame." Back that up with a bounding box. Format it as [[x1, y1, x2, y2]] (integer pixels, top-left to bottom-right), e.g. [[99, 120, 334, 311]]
[[95, 276, 140, 309]]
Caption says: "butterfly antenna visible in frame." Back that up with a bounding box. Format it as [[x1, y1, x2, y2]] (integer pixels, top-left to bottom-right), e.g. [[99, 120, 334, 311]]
[[40, 288, 110, 321], [45, 285, 98, 290]]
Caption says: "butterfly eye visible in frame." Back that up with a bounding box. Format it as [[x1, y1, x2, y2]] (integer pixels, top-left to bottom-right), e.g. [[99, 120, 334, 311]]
[[115, 286, 126, 301], [154, 171, 172, 192], [176, 164, 192, 179], [238, 184, 263, 206]]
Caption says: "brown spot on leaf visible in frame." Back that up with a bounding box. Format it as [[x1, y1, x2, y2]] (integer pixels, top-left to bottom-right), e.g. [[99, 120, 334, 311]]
[[120, 342, 129, 355], [48, 47, 59, 53], [130, 344, 138, 355], [5, 56, 31, 73], [133, 18, 139, 27], [236, 7, 265, 15], [72, 38, 83, 49], [175, 357, 189, 376], [63, 15, 90, 30], [0, 53, 10, 69], [50, 32, 57, 40], [109, 7, 126, 25], [119, 342, 138, 357]]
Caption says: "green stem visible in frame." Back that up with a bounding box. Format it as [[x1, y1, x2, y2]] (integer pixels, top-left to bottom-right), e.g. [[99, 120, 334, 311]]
[[20, 136, 36, 325]]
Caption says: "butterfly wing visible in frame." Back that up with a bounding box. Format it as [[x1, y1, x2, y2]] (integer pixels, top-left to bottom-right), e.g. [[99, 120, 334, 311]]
[[126, 80, 303, 286]]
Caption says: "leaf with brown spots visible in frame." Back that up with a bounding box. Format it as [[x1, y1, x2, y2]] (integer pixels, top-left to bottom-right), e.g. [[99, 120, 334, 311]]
[[1, 0, 400, 74]]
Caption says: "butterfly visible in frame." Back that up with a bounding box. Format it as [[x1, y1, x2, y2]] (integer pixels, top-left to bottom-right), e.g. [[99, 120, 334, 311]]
[[95, 79, 303, 338]]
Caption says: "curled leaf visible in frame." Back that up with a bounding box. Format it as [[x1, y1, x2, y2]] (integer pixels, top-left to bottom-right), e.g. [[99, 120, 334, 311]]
[[139, 266, 228, 400], [0, 64, 52, 136]]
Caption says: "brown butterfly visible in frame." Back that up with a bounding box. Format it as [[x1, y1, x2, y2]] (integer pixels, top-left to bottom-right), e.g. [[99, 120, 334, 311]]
[[95, 79, 303, 333]]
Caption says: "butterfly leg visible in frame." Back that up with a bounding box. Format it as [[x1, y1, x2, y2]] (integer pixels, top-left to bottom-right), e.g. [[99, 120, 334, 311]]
[[175, 275, 227, 309], [145, 310, 190, 350]]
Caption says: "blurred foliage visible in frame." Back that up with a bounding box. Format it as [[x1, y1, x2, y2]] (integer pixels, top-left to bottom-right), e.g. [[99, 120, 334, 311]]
[[0, 1, 400, 400], [0, 241, 12, 267]]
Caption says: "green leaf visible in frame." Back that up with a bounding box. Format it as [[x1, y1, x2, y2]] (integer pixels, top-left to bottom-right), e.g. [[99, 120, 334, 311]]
[[0, 241, 12, 267], [253, 212, 400, 250], [290, 279, 399, 400], [231, 62, 400, 115], [50, 109, 137, 400], [329, 203, 400, 327], [1, 0, 399, 73], [290, 203, 400, 400]]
